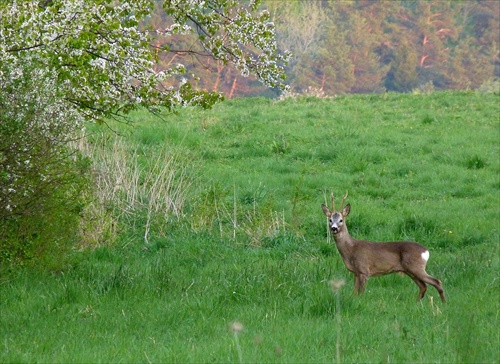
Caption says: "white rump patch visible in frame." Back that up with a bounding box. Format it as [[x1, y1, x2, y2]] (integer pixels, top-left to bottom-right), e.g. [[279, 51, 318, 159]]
[[421, 250, 430, 262]]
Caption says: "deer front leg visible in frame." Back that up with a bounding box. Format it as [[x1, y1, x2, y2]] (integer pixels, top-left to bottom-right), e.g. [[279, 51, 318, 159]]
[[353, 273, 368, 294]]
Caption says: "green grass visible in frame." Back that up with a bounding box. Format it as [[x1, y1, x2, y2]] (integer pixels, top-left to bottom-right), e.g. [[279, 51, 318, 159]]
[[1, 91, 499, 363]]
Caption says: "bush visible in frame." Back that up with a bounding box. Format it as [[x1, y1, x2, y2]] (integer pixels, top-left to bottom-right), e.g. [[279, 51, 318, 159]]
[[0, 62, 91, 267], [476, 77, 500, 94]]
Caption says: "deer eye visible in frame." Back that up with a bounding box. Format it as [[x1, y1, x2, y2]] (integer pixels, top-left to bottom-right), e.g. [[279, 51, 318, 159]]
[[339, 219, 343, 223]]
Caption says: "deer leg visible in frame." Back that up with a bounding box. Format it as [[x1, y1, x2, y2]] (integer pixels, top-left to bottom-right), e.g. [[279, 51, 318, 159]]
[[409, 269, 446, 303], [420, 274, 446, 303], [407, 273, 428, 301], [353, 274, 361, 294], [354, 273, 368, 294]]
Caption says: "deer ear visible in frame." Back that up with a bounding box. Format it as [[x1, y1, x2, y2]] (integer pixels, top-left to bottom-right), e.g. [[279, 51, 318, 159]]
[[342, 204, 351, 217], [321, 204, 331, 217]]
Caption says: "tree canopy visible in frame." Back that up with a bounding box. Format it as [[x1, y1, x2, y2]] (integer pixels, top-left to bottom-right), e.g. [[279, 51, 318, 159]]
[[147, 0, 499, 97], [270, 0, 499, 95], [0, 0, 290, 123]]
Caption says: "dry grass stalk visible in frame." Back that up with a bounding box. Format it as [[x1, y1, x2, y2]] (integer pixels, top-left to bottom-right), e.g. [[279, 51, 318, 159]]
[[76, 134, 190, 244]]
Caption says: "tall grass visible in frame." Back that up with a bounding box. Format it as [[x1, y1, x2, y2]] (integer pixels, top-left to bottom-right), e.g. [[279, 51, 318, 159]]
[[1, 92, 499, 363], [76, 134, 191, 245]]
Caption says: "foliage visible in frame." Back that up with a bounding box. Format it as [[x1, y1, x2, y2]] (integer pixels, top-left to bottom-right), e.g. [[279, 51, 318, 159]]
[[477, 77, 500, 94], [0, 60, 91, 264], [262, 0, 498, 96], [386, 44, 419, 92], [136, 0, 499, 97], [0, 0, 289, 122], [0, 60, 83, 217]]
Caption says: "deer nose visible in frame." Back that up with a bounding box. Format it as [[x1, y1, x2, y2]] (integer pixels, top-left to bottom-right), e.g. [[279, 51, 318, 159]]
[[331, 226, 339, 233]]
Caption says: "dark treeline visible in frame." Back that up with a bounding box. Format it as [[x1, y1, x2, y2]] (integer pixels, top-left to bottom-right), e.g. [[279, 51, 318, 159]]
[[150, 1, 499, 97]]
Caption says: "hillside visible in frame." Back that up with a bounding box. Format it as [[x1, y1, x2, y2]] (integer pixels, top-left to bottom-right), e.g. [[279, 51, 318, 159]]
[[1, 92, 499, 363]]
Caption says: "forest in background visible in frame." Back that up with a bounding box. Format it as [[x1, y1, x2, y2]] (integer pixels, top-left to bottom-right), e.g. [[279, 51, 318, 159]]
[[148, 0, 499, 98]]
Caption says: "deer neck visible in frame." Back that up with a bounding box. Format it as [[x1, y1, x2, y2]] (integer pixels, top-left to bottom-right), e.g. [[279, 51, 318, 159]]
[[333, 226, 355, 248], [332, 226, 357, 268]]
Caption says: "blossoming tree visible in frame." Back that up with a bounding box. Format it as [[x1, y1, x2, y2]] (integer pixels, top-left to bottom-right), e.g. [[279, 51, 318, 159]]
[[1, 0, 289, 120], [0, 0, 289, 261]]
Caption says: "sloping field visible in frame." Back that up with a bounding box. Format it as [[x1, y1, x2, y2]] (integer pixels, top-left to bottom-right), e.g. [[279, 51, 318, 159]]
[[1, 92, 499, 363]]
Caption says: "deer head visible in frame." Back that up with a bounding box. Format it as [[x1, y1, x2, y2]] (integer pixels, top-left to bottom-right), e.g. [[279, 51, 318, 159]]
[[322, 191, 350, 234]]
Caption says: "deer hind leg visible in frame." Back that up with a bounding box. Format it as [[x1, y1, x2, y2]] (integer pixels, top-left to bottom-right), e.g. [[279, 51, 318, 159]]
[[420, 274, 446, 303], [407, 273, 428, 301], [409, 269, 446, 303]]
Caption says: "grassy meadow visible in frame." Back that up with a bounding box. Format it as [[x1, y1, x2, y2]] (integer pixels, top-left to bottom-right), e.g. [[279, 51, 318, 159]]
[[1, 92, 499, 363]]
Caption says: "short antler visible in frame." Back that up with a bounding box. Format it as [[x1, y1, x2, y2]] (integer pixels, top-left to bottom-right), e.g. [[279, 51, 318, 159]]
[[331, 190, 348, 212], [339, 190, 348, 211]]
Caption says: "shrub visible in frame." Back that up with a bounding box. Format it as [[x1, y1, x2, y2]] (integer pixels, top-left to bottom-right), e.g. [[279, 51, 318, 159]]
[[412, 81, 435, 94], [476, 77, 500, 94], [0, 62, 90, 266]]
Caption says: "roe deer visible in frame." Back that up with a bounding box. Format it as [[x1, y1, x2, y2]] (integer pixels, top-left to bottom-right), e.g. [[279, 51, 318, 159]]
[[321, 191, 446, 303]]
